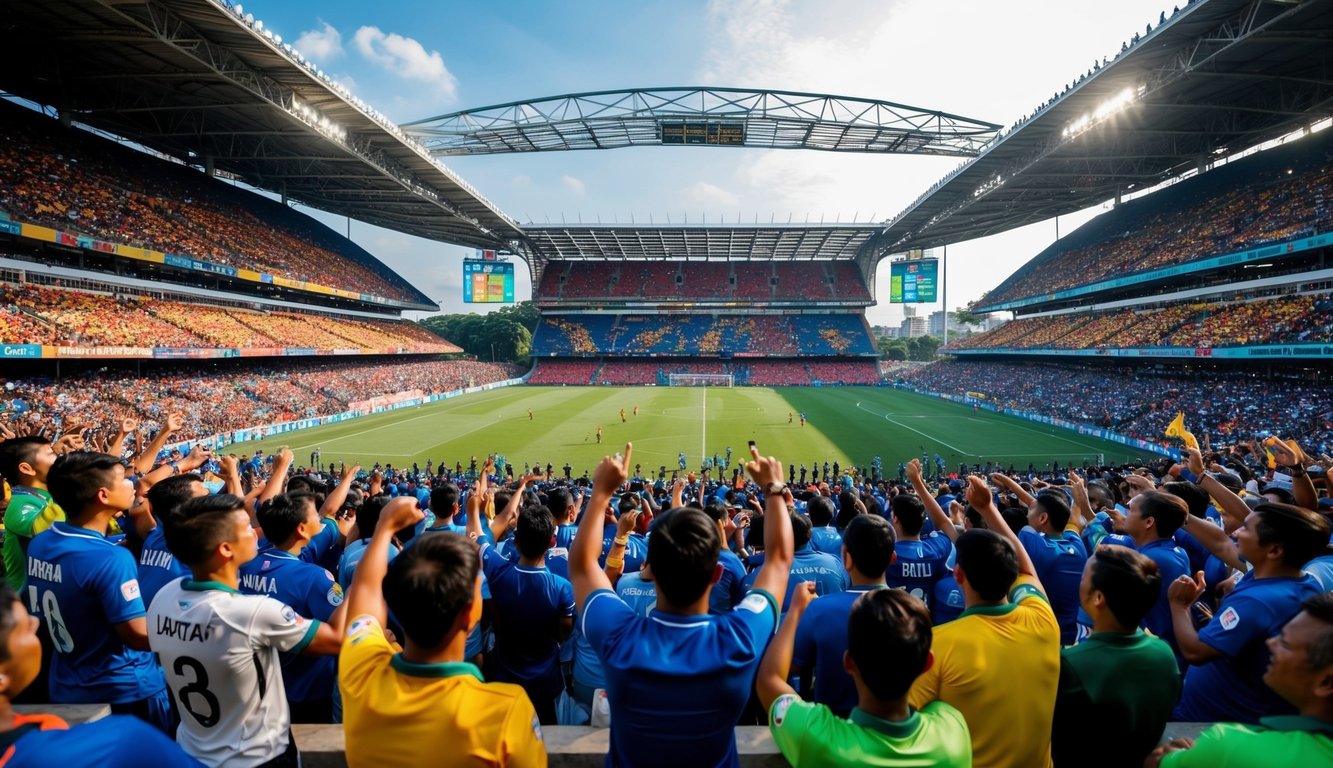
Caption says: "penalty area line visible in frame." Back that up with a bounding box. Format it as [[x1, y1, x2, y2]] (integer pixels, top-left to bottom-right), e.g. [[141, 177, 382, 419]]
[[855, 402, 975, 457]]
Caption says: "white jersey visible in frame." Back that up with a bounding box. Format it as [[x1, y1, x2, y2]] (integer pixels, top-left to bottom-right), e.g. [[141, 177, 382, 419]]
[[147, 578, 319, 768]]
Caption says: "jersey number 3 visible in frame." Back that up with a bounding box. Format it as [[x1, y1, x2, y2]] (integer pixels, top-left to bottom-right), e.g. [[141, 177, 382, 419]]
[[174, 656, 221, 728]]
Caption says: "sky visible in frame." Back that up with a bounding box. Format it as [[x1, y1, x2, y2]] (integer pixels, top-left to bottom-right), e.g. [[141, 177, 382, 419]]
[[242, 0, 1181, 325]]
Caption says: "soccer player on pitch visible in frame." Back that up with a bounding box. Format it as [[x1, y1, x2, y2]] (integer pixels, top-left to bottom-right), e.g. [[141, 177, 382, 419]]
[[148, 493, 346, 767], [571, 441, 794, 768]]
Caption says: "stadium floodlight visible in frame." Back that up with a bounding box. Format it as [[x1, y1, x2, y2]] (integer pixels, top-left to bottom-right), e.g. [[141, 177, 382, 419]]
[[1062, 85, 1143, 140]]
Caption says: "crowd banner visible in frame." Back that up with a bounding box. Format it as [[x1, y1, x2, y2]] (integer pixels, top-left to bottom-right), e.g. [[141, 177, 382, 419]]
[[0, 344, 42, 358], [165, 377, 526, 455], [899, 385, 1180, 461], [947, 343, 1333, 360]]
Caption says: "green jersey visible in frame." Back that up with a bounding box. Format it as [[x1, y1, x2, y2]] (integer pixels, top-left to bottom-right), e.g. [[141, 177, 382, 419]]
[[1160, 716, 1333, 767], [769, 694, 971, 767], [2, 486, 63, 591]]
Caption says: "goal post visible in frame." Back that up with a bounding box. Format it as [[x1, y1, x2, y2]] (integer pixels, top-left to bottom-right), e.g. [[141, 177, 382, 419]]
[[667, 373, 734, 387]]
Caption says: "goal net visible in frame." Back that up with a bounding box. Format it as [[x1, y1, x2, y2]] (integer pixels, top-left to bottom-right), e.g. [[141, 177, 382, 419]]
[[667, 373, 734, 387]]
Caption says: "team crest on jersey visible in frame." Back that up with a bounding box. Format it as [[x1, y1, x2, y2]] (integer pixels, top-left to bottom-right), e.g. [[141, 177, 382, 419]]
[[281, 605, 298, 623], [772, 695, 795, 726], [738, 593, 768, 614], [347, 616, 375, 638], [531, 715, 544, 742], [1219, 607, 1240, 631], [327, 582, 345, 607], [120, 579, 141, 602]]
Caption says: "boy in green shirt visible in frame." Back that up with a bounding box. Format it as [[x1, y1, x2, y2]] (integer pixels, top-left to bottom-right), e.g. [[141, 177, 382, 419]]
[[0, 437, 62, 591], [758, 582, 971, 767], [1052, 545, 1180, 767]]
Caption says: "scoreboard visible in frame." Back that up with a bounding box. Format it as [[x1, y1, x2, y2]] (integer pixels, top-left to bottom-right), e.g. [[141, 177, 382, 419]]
[[888, 258, 938, 303], [659, 120, 745, 145], [462, 259, 515, 304]]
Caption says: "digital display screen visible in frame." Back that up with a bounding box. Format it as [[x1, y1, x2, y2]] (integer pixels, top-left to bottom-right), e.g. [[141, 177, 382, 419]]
[[463, 260, 515, 303], [889, 258, 938, 303]]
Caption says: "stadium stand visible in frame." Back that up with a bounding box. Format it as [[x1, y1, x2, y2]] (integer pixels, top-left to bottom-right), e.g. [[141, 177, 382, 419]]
[[537, 260, 872, 303], [0, 100, 424, 304], [531, 313, 875, 358], [982, 127, 1333, 308]]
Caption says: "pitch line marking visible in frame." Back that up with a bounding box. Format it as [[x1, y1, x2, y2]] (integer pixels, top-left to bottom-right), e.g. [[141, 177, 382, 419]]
[[855, 401, 974, 457]]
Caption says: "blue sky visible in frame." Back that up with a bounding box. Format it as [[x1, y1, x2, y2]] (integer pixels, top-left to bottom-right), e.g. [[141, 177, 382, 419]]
[[244, 0, 1179, 324]]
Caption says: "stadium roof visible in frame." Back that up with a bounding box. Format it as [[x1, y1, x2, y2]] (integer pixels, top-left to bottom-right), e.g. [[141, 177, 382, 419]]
[[402, 88, 1002, 158], [0, 0, 531, 309], [522, 224, 880, 271], [870, 0, 1333, 256]]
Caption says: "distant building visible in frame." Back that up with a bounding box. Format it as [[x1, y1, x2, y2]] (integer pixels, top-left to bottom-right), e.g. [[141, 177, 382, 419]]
[[901, 316, 928, 338]]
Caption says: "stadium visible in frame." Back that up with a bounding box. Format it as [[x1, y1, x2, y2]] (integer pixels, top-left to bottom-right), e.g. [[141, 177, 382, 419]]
[[2, 1, 1333, 767]]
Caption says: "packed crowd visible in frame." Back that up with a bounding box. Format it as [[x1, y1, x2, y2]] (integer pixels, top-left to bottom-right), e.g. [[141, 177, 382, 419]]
[[0, 283, 454, 352], [983, 127, 1333, 307], [0, 359, 520, 444], [0, 101, 421, 303], [536, 260, 872, 303], [532, 313, 877, 357], [527, 359, 883, 387], [900, 361, 1333, 457], [3, 388, 1332, 767], [951, 292, 1333, 351]]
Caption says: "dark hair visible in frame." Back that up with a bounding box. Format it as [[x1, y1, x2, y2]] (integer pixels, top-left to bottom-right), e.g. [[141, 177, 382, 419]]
[[745, 513, 765, 550], [1134, 490, 1188, 538], [843, 515, 895, 576], [848, 590, 932, 700], [890, 494, 926, 536], [1034, 491, 1072, 531], [964, 505, 985, 529], [790, 511, 812, 550], [46, 452, 123, 520], [647, 507, 721, 607], [356, 495, 391, 540], [383, 532, 480, 648], [835, 491, 860, 529], [954, 529, 1019, 602], [514, 505, 556, 559], [547, 488, 574, 521], [256, 492, 318, 546], [430, 483, 460, 518], [618, 495, 639, 516], [1162, 482, 1209, 520], [1000, 507, 1028, 536], [0, 436, 49, 486], [1263, 487, 1298, 506], [164, 493, 247, 568], [0, 583, 18, 663], [1254, 503, 1333, 568], [807, 496, 835, 527], [1089, 545, 1162, 628], [702, 501, 728, 525], [145, 474, 205, 531], [1301, 592, 1333, 670]]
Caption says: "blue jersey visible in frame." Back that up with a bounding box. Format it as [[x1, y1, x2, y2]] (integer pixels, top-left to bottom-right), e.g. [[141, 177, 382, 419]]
[[480, 542, 575, 700], [336, 537, 400, 591], [1174, 572, 1324, 723], [616, 572, 658, 615], [4, 714, 204, 768], [300, 517, 343, 572], [600, 532, 647, 573], [1137, 538, 1190, 659], [1304, 555, 1333, 591], [26, 523, 166, 704], [745, 546, 847, 607], [887, 533, 953, 612], [554, 522, 578, 550], [932, 575, 965, 624], [137, 525, 189, 610], [238, 548, 343, 703], [809, 526, 843, 556], [582, 587, 779, 768], [792, 585, 887, 715], [1019, 526, 1088, 645], [415, 527, 489, 659], [1173, 510, 1224, 574], [709, 549, 748, 614]]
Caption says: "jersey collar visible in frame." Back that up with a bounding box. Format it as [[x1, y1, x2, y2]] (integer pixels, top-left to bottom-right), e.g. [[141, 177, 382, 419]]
[[182, 579, 241, 594], [957, 601, 1019, 620], [849, 707, 921, 738], [1258, 715, 1333, 737], [389, 656, 484, 681]]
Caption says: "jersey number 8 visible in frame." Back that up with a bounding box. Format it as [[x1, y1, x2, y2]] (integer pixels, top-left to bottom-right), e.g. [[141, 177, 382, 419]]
[[173, 656, 221, 728]]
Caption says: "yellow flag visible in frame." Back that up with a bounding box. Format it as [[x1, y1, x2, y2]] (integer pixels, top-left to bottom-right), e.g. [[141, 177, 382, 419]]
[[1165, 412, 1200, 451]]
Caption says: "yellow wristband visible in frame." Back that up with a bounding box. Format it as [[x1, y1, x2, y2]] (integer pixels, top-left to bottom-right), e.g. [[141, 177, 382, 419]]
[[606, 557, 625, 569]]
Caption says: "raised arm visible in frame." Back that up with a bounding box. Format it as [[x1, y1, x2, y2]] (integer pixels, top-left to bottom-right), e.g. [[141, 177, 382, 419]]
[[1178, 511, 1245, 572], [1271, 438, 1317, 512], [603, 508, 639, 586], [1185, 449, 1250, 532], [746, 446, 795, 610], [756, 582, 817, 710], [464, 472, 492, 541], [106, 416, 138, 458], [1066, 471, 1092, 532], [967, 475, 1042, 590], [320, 463, 361, 518], [571, 443, 631, 611], [133, 412, 182, 476], [1167, 569, 1225, 665], [258, 446, 294, 506], [988, 471, 1036, 509], [345, 497, 423, 630], [492, 473, 540, 541], [908, 459, 958, 542]]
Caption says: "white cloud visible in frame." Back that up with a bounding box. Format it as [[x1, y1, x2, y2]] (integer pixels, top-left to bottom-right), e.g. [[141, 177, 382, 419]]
[[685, 181, 739, 207], [561, 175, 586, 195], [353, 26, 458, 98], [294, 21, 343, 63]]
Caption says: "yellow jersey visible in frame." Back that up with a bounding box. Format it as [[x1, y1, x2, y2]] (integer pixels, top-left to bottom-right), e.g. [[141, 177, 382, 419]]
[[339, 615, 547, 768], [908, 575, 1060, 768]]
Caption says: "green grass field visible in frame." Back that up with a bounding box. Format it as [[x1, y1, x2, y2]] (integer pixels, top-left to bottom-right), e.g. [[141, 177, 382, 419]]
[[228, 386, 1156, 476]]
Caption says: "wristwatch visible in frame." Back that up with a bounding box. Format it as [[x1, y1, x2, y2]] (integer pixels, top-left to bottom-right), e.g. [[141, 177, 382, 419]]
[[766, 482, 787, 495]]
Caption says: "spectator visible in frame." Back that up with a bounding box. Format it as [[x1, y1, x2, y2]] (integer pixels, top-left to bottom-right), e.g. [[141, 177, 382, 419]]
[[1121, 490, 1191, 661], [0, 436, 61, 591]]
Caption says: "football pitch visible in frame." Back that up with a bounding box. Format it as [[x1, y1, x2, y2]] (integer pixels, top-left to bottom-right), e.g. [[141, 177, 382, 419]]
[[228, 386, 1156, 476]]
